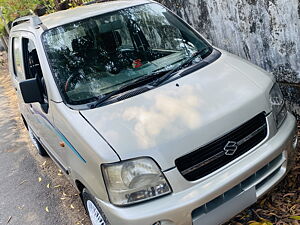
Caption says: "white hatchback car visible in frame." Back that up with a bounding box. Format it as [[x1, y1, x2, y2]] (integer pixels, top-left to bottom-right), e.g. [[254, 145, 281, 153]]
[[9, 0, 297, 224]]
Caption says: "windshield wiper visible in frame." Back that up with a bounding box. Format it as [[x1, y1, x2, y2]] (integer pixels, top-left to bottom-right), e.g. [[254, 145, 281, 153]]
[[90, 71, 170, 108], [151, 47, 210, 87], [90, 47, 210, 108]]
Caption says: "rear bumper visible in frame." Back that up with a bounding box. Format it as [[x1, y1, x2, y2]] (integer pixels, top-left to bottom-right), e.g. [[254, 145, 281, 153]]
[[97, 112, 297, 225]]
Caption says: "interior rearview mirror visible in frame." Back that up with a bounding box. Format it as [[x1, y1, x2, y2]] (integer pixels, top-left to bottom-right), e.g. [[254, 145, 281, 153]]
[[19, 78, 44, 104]]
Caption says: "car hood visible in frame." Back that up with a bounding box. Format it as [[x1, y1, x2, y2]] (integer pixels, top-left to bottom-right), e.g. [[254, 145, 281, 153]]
[[80, 50, 273, 170]]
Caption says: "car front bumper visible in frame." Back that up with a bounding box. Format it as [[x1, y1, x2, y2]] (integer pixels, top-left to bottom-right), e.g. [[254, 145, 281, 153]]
[[97, 112, 297, 225]]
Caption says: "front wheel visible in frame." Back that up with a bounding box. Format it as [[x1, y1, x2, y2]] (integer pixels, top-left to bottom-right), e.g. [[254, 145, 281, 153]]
[[82, 188, 110, 225], [28, 127, 48, 157]]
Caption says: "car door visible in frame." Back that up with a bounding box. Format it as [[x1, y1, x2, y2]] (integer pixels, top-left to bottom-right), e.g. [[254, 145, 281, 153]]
[[20, 32, 69, 173]]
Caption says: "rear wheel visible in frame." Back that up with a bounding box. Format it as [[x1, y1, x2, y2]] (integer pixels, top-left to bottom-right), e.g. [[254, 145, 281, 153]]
[[28, 127, 48, 157], [82, 188, 109, 225]]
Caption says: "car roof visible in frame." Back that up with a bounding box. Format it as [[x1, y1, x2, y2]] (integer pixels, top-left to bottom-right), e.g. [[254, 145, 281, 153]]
[[11, 0, 152, 31]]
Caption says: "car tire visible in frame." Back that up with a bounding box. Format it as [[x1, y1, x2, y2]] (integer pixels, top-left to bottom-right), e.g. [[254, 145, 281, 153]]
[[28, 127, 48, 157], [82, 188, 110, 225]]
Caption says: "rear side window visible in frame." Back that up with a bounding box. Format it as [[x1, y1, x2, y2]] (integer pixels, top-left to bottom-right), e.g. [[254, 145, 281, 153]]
[[12, 37, 23, 76]]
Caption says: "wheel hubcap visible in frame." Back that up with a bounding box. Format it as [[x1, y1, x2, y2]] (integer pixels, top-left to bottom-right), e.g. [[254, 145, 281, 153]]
[[87, 200, 106, 225]]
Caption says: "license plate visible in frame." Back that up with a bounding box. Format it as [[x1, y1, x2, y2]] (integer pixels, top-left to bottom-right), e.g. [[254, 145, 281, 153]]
[[193, 187, 257, 225]]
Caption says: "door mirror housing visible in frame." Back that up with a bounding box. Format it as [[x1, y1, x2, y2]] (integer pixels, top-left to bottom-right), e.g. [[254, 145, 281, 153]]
[[19, 78, 44, 104]]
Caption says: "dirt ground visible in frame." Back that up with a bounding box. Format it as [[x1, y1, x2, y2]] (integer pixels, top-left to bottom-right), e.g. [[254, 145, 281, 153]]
[[0, 51, 300, 225]]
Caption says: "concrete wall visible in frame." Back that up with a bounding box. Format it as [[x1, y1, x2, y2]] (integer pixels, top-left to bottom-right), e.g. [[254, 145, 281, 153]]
[[159, 0, 300, 117]]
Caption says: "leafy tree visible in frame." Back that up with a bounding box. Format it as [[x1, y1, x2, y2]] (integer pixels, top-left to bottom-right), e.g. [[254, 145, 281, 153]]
[[0, 0, 86, 35], [0, 0, 44, 34]]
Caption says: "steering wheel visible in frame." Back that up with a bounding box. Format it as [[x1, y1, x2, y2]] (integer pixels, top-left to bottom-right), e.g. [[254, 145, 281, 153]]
[[65, 74, 82, 92]]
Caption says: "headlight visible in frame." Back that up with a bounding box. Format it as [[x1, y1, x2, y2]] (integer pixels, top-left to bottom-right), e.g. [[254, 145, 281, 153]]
[[102, 158, 172, 206], [269, 83, 287, 128]]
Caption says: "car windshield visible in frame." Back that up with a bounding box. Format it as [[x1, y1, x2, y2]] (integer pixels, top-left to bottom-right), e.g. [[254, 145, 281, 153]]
[[42, 3, 211, 105]]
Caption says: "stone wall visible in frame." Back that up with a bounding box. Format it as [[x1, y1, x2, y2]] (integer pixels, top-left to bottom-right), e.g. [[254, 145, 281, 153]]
[[159, 0, 300, 117]]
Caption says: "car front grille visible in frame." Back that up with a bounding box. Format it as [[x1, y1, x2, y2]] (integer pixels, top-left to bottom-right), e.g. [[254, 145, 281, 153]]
[[175, 112, 268, 181]]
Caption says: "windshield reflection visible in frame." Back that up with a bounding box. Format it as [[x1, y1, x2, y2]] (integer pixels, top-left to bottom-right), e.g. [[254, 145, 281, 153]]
[[122, 85, 202, 148]]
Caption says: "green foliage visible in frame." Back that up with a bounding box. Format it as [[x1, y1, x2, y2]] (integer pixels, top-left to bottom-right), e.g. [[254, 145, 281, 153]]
[[39, 0, 56, 13], [0, 0, 96, 35], [0, 0, 39, 21], [0, 0, 57, 28], [0, 20, 4, 35]]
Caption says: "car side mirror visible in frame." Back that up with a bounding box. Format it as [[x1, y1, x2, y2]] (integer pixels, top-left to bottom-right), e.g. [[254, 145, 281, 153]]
[[19, 78, 44, 104]]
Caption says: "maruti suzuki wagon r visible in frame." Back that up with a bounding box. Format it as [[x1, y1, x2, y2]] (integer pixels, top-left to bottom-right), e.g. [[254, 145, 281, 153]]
[[9, 1, 297, 224]]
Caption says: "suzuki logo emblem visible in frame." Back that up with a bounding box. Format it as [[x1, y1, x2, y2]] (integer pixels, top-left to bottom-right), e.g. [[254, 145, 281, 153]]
[[224, 141, 238, 155]]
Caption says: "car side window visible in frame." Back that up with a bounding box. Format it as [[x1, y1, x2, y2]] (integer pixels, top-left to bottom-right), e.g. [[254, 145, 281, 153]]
[[12, 37, 23, 77], [22, 38, 48, 103]]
